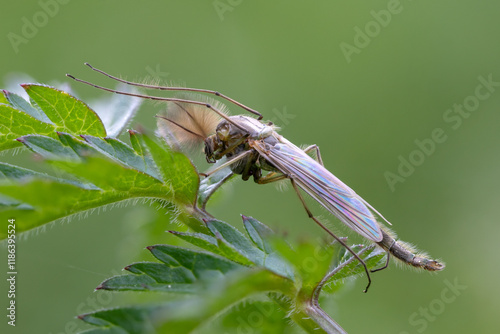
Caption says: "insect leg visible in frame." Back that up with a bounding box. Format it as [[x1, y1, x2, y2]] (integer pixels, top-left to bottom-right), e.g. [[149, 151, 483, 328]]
[[290, 178, 373, 293], [66, 73, 250, 133], [255, 172, 288, 184], [213, 135, 249, 159], [198, 150, 258, 209], [370, 251, 391, 273], [312, 244, 374, 309], [240, 152, 260, 181], [303, 144, 324, 166], [200, 150, 254, 178], [75, 63, 263, 119]]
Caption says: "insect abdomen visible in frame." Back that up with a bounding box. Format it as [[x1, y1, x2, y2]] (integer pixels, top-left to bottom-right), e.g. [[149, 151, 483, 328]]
[[377, 229, 445, 271]]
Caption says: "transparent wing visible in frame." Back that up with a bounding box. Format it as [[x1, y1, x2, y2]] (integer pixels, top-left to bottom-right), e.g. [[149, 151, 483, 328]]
[[252, 138, 383, 242]]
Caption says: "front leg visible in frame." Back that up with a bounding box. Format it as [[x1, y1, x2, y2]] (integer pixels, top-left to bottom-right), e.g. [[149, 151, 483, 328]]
[[200, 150, 253, 178]]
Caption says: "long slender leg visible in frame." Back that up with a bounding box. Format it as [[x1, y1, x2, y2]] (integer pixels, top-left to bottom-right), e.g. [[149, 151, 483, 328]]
[[303, 144, 392, 273], [72, 63, 262, 119], [290, 178, 373, 293], [199, 152, 259, 209], [66, 74, 250, 133], [212, 136, 249, 159], [370, 236, 395, 273], [313, 244, 374, 305], [256, 171, 288, 184], [200, 150, 253, 178], [371, 252, 391, 273], [303, 144, 324, 166], [254, 167, 375, 291], [240, 152, 260, 181]]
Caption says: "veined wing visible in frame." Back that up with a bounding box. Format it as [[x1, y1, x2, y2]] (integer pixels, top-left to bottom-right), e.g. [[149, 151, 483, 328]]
[[252, 137, 383, 242]]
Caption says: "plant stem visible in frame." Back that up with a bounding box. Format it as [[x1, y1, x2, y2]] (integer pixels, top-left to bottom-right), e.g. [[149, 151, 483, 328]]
[[303, 301, 347, 334]]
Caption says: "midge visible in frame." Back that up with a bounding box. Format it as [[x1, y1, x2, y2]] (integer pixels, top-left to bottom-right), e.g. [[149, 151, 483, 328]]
[[67, 64, 445, 292]]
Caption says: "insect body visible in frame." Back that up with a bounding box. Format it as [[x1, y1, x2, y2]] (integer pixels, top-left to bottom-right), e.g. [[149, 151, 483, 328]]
[[67, 64, 445, 293], [207, 115, 383, 240], [204, 115, 445, 288]]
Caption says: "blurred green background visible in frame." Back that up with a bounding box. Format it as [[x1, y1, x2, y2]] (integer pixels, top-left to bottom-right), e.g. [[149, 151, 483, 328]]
[[1, 1, 499, 333]]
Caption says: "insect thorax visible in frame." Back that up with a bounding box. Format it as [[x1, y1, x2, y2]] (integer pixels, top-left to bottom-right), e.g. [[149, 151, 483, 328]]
[[204, 116, 278, 178]]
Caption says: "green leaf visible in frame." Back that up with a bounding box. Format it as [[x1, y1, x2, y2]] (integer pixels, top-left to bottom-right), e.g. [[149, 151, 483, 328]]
[[0, 173, 168, 239], [0, 133, 177, 239], [168, 230, 226, 257], [134, 132, 199, 205], [98, 271, 197, 293], [126, 262, 196, 284], [242, 214, 275, 253], [2, 90, 52, 123], [205, 219, 293, 279], [0, 85, 110, 152], [148, 245, 240, 277], [128, 130, 143, 154], [206, 219, 265, 264], [197, 163, 234, 208], [0, 162, 95, 190], [17, 134, 81, 161], [275, 239, 336, 294], [214, 236, 255, 266], [322, 245, 386, 293], [81, 135, 161, 180], [0, 180, 101, 238], [22, 84, 106, 137], [34, 133, 170, 194], [52, 155, 171, 194], [99, 246, 241, 293], [0, 125, 210, 239], [79, 305, 160, 334], [0, 91, 8, 105], [0, 163, 94, 211], [0, 103, 56, 151], [215, 300, 290, 333], [79, 215, 386, 334], [82, 269, 290, 334], [0, 162, 49, 180]]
